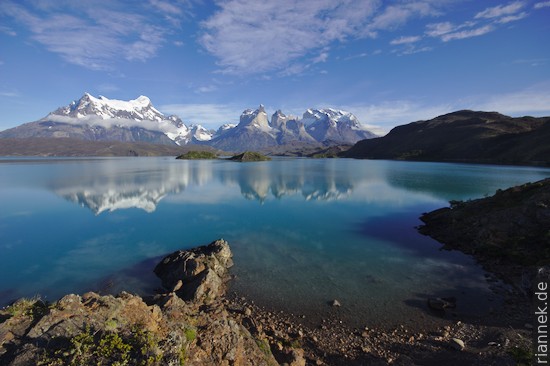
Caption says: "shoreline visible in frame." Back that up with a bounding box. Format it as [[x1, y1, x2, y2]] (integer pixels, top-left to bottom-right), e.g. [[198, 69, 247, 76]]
[[226, 277, 532, 365]]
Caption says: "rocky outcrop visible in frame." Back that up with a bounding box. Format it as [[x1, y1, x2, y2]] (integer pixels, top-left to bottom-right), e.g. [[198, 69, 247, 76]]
[[228, 151, 271, 162], [419, 178, 550, 288], [0, 240, 278, 366], [154, 239, 233, 302]]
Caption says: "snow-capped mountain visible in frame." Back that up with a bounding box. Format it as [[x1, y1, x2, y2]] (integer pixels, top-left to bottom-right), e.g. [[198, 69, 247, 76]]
[[209, 105, 377, 151], [302, 108, 377, 142], [0, 94, 378, 151], [52, 93, 165, 121], [0, 93, 212, 146]]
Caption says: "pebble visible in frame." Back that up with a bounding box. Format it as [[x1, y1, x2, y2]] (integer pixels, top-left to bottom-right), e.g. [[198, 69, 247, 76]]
[[332, 299, 341, 307], [451, 338, 465, 351]]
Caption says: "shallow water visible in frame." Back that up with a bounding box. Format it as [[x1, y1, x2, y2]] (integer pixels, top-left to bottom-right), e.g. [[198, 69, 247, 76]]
[[0, 157, 548, 327]]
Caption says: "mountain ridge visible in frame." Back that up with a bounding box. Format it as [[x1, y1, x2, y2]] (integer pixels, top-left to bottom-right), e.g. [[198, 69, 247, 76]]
[[0, 94, 378, 151], [344, 110, 550, 166]]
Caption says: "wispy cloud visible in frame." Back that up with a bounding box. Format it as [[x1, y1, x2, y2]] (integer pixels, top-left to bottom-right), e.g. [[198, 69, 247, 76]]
[[440, 24, 495, 42], [0, 91, 20, 98], [0, 25, 17, 36], [475, 1, 525, 19], [195, 85, 218, 94], [200, 1, 380, 75], [534, 1, 550, 9], [473, 82, 550, 116], [425, 1, 528, 43], [496, 11, 528, 23], [0, 0, 188, 70], [369, 2, 440, 31], [426, 20, 494, 42], [199, 1, 450, 75], [390, 36, 422, 45]]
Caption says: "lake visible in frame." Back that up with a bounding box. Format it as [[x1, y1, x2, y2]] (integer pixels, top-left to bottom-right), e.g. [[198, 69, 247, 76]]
[[1, 157, 549, 328]]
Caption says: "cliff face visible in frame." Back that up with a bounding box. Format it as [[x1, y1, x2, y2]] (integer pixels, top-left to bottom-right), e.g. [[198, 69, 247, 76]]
[[0, 240, 278, 366]]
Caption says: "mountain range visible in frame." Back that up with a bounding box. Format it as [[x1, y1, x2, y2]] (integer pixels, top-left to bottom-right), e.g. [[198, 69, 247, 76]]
[[0, 93, 377, 151], [344, 110, 550, 166]]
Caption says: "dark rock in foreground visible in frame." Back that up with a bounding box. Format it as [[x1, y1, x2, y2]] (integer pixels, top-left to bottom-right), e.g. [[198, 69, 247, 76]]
[[228, 151, 271, 162]]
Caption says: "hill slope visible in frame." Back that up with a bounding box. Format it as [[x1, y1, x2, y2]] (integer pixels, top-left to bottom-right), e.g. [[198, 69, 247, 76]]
[[344, 110, 550, 166]]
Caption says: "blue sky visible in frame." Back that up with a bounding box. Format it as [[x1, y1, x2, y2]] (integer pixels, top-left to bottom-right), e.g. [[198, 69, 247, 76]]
[[1, 0, 549, 134]]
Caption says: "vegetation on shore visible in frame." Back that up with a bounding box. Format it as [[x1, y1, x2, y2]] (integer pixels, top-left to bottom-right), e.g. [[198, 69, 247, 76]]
[[228, 151, 271, 162], [175, 150, 218, 160]]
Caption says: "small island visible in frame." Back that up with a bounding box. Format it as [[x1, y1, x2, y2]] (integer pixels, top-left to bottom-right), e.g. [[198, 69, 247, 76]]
[[175, 150, 218, 160], [228, 151, 271, 162]]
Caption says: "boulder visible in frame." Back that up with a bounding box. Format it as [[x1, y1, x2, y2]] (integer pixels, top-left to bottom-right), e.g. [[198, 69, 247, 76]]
[[154, 239, 234, 303]]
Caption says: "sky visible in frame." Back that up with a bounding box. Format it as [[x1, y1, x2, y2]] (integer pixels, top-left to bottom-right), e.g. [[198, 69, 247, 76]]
[[1, 0, 549, 134]]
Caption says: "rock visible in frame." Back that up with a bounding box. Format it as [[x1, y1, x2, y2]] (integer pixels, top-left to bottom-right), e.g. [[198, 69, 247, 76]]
[[228, 151, 271, 162], [332, 299, 341, 307], [154, 239, 234, 302], [0, 240, 278, 366], [428, 297, 456, 311], [288, 348, 306, 366], [451, 338, 465, 351], [172, 279, 183, 292]]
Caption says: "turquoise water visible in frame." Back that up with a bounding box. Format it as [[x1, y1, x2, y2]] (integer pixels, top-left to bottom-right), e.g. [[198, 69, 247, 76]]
[[1, 157, 549, 327]]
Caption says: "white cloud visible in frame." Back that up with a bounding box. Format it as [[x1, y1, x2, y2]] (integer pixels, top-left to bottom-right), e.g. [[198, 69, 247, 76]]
[[426, 20, 495, 42], [196, 85, 218, 94], [534, 1, 550, 9], [425, 21, 477, 37], [475, 1, 525, 19], [390, 35, 422, 45], [0, 91, 20, 97], [497, 11, 528, 23], [440, 25, 494, 42], [0, 1, 185, 70], [369, 2, 440, 31], [201, 0, 444, 75], [473, 82, 550, 116], [0, 25, 17, 36], [149, 0, 183, 15]]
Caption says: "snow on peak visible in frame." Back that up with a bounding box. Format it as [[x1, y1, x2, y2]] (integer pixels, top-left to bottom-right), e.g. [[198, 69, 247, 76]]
[[46, 93, 197, 145], [190, 124, 214, 141], [302, 108, 359, 126]]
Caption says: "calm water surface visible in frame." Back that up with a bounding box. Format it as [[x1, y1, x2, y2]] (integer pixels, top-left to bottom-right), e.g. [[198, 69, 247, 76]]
[[1, 157, 549, 328]]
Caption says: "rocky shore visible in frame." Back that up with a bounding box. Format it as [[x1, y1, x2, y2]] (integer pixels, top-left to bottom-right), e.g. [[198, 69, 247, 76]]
[[419, 178, 550, 289], [0, 234, 537, 365]]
